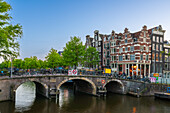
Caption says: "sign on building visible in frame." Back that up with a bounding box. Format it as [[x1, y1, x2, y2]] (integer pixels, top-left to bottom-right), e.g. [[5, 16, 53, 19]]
[[105, 68, 111, 74]]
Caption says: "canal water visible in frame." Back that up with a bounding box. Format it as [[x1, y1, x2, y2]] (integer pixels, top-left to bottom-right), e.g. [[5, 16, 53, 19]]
[[0, 82, 170, 113]]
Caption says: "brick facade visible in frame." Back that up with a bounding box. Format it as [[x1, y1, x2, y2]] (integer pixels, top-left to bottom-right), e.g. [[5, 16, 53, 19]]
[[85, 25, 169, 78]]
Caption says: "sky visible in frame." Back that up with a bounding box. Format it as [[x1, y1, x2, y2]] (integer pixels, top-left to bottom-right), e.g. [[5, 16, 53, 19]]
[[4, 0, 170, 60]]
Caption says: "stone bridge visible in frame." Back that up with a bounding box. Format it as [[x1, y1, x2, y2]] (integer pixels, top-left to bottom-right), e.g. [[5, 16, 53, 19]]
[[0, 75, 153, 102]]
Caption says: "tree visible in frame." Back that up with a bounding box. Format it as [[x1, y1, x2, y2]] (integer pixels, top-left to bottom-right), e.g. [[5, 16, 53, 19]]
[[0, 60, 10, 68], [0, 0, 23, 60], [84, 47, 99, 68], [38, 59, 46, 69], [62, 36, 85, 68], [45, 48, 61, 69], [13, 59, 23, 69], [22, 58, 32, 69], [29, 56, 39, 69]]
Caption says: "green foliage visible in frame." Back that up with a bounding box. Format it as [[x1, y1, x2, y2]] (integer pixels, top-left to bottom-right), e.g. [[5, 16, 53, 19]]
[[29, 56, 39, 69], [84, 47, 99, 68], [38, 59, 47, 69], [0, 60, 10, 68], [45, 48, 61, 68], [22, 58, 32, 69], [0, 0, 23, 60], [13, 59, 23, 69], [62, 37, 85, 68]]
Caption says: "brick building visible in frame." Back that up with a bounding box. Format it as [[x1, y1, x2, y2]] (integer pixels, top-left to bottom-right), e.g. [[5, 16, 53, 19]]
[[85, 25, 169, 78]]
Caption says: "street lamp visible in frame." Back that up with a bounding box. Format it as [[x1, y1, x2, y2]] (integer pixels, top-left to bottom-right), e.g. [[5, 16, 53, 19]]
[[10, 56, 14, 78]]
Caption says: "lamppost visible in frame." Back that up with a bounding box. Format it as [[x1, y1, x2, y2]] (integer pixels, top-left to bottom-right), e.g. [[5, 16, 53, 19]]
[[10, 56, 14, 78]]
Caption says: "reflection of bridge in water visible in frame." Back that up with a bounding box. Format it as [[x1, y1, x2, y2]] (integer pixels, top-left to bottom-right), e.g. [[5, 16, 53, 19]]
[[0, 75, 166, 102]]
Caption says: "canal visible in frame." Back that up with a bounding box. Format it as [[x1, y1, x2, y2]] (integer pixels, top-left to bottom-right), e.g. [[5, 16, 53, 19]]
[[0, 82, 170, 113]]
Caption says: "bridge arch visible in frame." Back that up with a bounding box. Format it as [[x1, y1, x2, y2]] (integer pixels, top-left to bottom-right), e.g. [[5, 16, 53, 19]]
[[14, 80, 48, 99], [57, 77, 96, 95], [104, 79, 124, 94]]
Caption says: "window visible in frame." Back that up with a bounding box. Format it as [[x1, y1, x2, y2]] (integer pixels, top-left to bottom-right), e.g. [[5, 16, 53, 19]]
[[119, 48, 122, 53], [99, 42, 101, 46], [96, 47, 98, 51], [152, 53, 155, 60], [111, 48, 114, 53], [111, 56, 114, 61], [153, 36, 155, 41], [130, 46, 134, 51], [112, 64, 114, 68], [156, 53, 159, 62], [98, 47, 101, 52], [125, 34, 127, 38], [133, 38, 137, 42], [114, 42, 116, 46], [144, 31, 146, 37], [160, 37, 162, 42], [165, 63, 168, 70], [104, 44, 106, 49], [95, 35, 97, 40], [111, 42, 114, 47], [160, 53, 162, 61], [114, 48, 116, 53], [125, 39, 127, 43], [107, 51, 110, 57], [152, 63, 155, 72], [125, 55, 128, 60], [160, 45, 162, 51], [146, 55, 149, 61], [125, 47, 128, 52], [104, 52, 105, 57], [114, 56, 117, 61], [107, 43, 109, 48], [140, 55, 143, 60], [143, 38, 146, 42], [115, 64, 117, 68], [165, 55, 168, 62], [160, 64, 162, 73], [140, 46, 144, 51], [119, 56, 123, 61], [156, 44, 159, 51], [130, 55, 135, 60], [96, 42, 98, 46], [107, 59, 110, 66], [112, 36, 114, 40], [156, 36, 159, 42], [152, 44, 155, 50], [146, 46, 149, 52]]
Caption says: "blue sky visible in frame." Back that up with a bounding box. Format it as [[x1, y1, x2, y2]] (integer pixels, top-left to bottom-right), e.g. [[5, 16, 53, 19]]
[[5, 0, 170, 60]]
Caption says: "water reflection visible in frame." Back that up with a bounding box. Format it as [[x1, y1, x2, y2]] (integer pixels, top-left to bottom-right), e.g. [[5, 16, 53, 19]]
[[0, 82, 170, 113], [15, 82, 36, 112]]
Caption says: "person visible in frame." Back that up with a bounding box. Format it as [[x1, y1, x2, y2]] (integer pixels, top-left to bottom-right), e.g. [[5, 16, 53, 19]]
[[1, 70, 3, 76]]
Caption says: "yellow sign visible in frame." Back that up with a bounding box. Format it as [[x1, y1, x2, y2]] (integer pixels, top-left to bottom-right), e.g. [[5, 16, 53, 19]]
[[153, 73, 159, 77], [105, 69, 111, 74]]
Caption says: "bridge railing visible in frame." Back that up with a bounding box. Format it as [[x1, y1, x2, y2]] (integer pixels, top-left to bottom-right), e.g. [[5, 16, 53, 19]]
[[0, 69, 151, 83]]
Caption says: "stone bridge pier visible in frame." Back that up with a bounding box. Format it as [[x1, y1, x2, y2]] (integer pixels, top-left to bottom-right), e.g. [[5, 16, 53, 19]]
[[0, 75, 148, 102]]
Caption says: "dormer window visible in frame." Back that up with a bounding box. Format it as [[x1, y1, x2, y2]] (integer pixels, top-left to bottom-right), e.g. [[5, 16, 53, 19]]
[[112, 36, 114, 40]]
